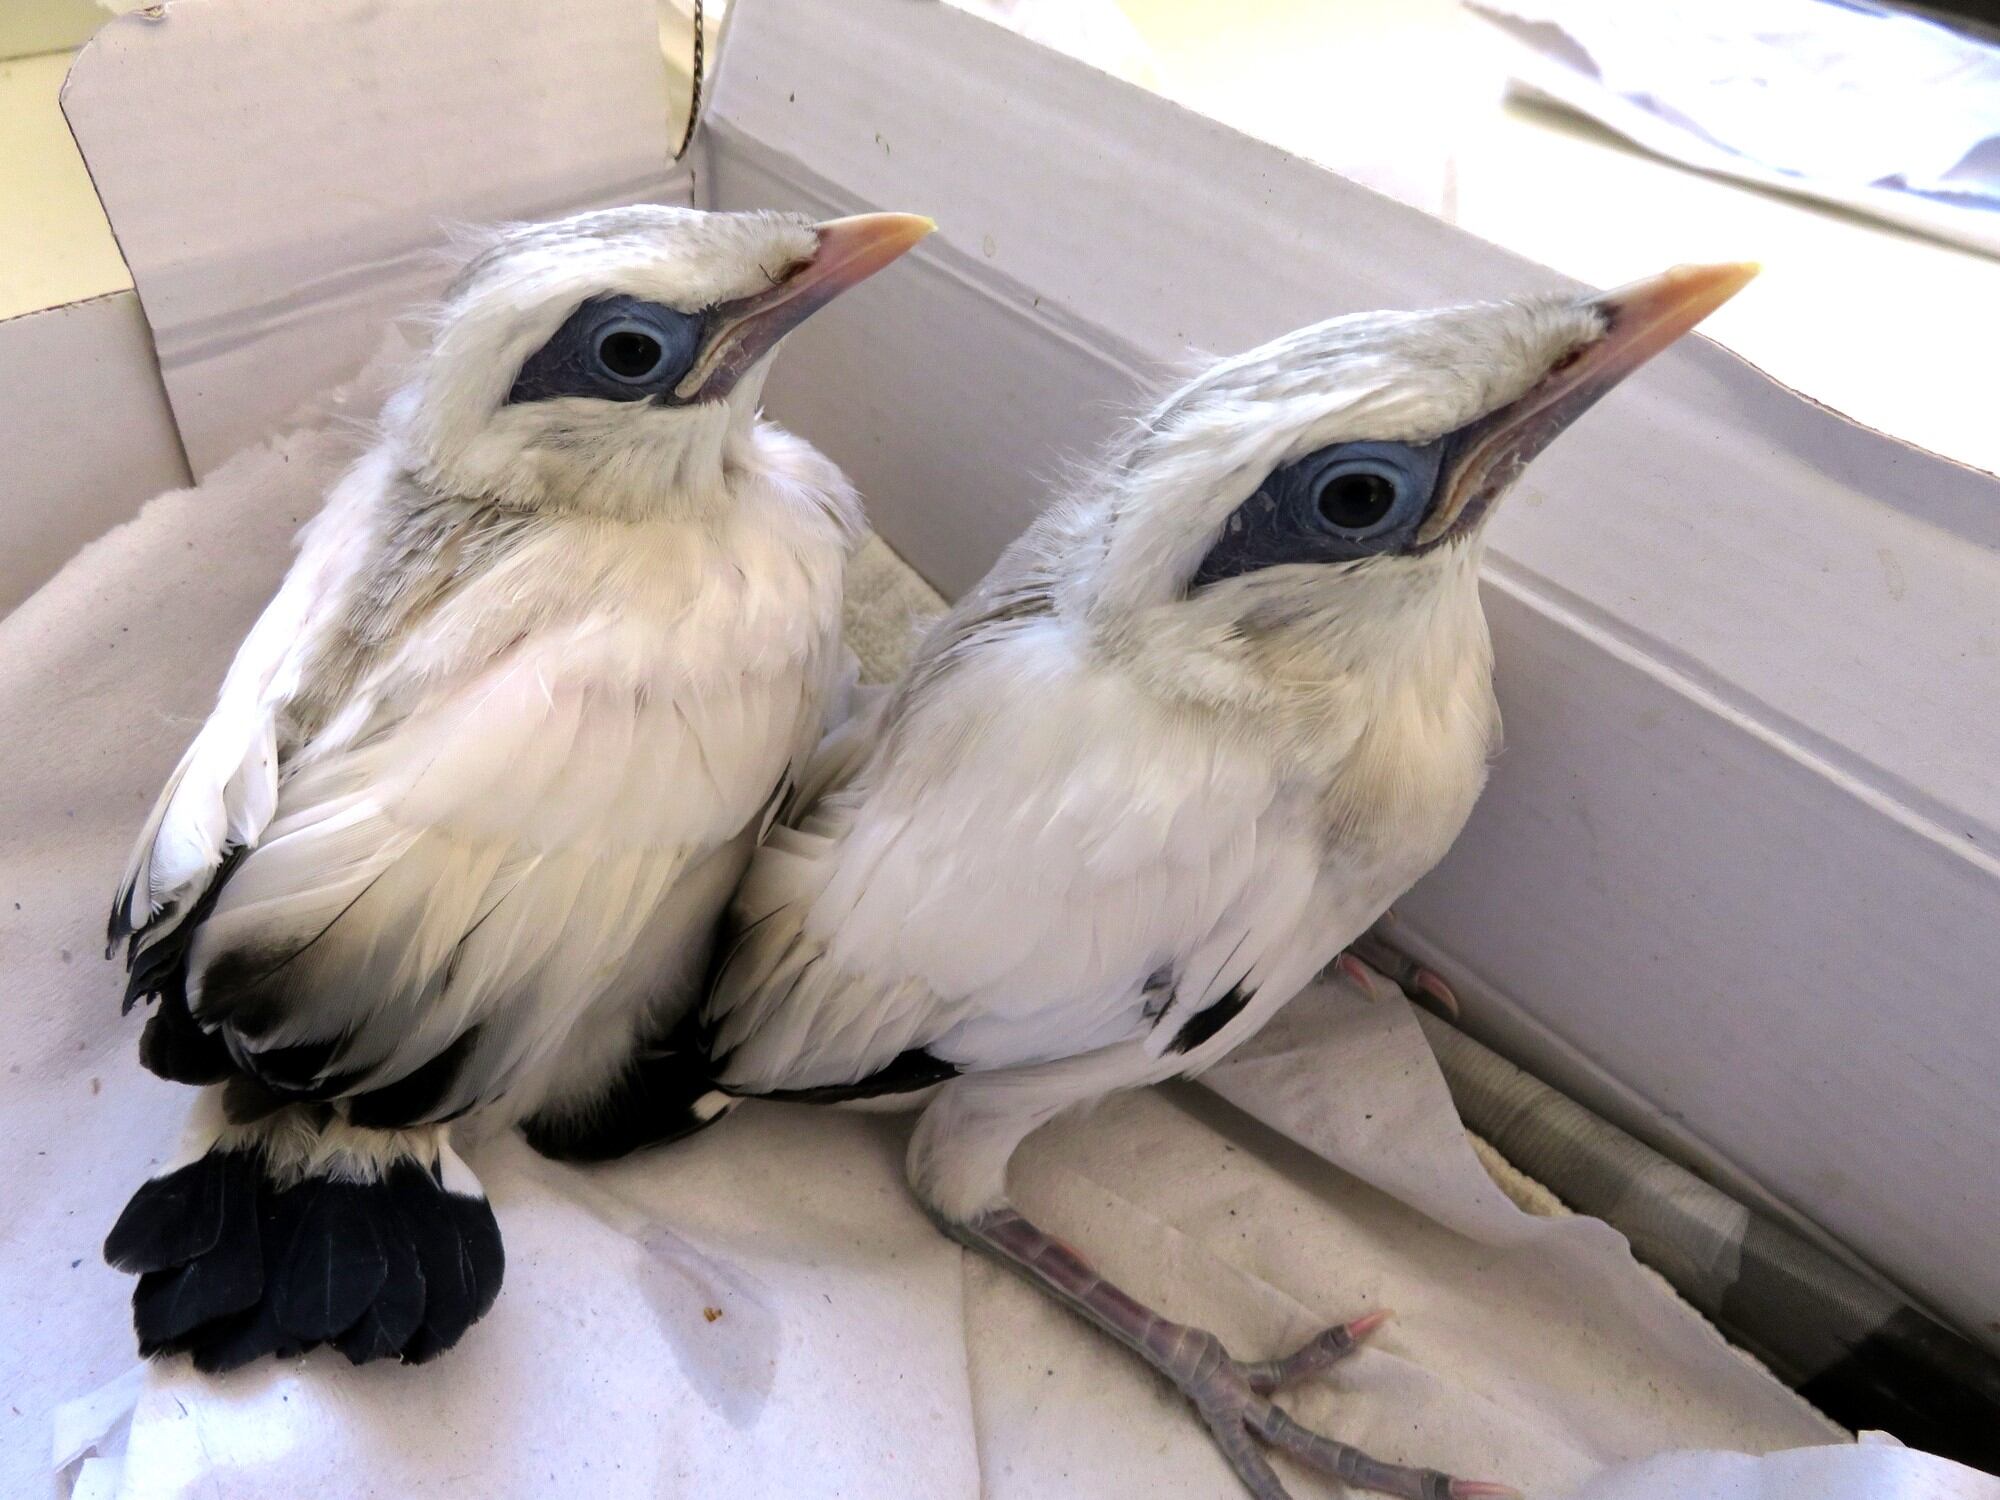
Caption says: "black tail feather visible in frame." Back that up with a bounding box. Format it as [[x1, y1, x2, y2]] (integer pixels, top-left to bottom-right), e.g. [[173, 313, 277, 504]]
[[128, 1152, 264, 1352], [106, 1149, 241, 1273], [187, 1181, 320, 1371], [275, 1182, 391, 1342], [453, 1188, 504, 1323], [107, 1142, 502, 1371], [390, 1160, 479, 1364], [332, 1190, 427, 1365]]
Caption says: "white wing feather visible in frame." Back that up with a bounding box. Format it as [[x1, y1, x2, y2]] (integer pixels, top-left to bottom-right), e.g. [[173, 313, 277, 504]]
[[708, 621, 1344, 1094], [110, 460, 381, 950]]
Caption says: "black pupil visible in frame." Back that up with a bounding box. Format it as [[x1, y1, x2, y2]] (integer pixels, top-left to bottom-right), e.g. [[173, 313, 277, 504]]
[[599, 329, 664, 379], [1316, 472, 1396, 530]]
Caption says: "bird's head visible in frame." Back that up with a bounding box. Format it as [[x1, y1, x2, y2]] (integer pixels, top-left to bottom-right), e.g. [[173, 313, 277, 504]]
[[1077, 264, 1756, 692], [388, 204, 933, 513]]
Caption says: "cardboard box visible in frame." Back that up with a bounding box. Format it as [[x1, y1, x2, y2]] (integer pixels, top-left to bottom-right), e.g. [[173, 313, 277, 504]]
[[0, 19, 187, 613], [11, 0, 1997, 1366]]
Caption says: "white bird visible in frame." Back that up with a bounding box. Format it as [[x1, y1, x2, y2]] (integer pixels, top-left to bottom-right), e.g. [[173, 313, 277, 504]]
[[673, 264, 1757, 1498], [101, 203, 933, 1370]]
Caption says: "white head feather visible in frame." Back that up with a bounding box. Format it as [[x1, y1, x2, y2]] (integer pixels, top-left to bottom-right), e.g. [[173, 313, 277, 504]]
[[1077, 298, 1603, 624], [898, 272, 1751, 828], [384, 206, 822, 516]]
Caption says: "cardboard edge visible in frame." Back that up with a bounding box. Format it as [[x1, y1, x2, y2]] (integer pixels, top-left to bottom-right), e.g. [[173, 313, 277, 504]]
[[899, 1, 2000, 491]]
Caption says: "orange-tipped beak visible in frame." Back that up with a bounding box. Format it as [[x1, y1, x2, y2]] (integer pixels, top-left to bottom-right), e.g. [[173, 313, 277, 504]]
[[1416, 261, 1758, 545], [675, 212, 936, 401]]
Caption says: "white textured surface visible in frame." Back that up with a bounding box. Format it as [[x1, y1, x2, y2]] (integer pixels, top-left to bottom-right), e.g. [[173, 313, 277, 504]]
[[843, 530, 943, 684]]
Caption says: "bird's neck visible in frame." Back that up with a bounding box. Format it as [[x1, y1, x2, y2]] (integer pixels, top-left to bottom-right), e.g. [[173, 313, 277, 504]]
[[1091, 545, 1500, 840], [408, 399, 764, 524], [1292, 570, 1499, 854]]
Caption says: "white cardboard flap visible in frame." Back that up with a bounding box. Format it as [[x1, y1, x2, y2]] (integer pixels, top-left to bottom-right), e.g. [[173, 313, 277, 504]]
[[0, 291, 190, 615], [61, 0, 686, 473], [707, 0, 2000, 1344]]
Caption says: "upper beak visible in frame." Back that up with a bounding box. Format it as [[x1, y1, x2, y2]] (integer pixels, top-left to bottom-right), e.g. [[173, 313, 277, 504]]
[[1415, 261, 1759, 546], [675, 212, 936, 402]]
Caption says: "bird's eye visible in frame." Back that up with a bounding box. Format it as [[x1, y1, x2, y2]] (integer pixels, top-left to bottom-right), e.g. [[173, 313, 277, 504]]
[[593, 323, 668, 382], [1313, 470, 1399, 532], [509, 296, 706, 407], [1188, 439, 1447, 590]]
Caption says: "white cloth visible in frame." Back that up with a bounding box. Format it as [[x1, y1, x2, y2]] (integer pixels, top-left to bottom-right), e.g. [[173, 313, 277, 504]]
[[6, 395, 1992, 1499], [1469, 0, 2000, 256]]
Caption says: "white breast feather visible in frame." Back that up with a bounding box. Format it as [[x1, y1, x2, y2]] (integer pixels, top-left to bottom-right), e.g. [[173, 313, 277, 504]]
[[123, 424, 853, 1117], [712, 554, 1499, 1096]]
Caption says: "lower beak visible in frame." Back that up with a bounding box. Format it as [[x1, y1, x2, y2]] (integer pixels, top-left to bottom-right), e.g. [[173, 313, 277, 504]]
[[675, 212, 936, 401], [1416, 261, 1758, 546]]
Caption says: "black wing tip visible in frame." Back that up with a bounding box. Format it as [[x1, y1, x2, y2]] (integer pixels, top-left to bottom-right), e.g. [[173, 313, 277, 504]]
[[521, 1091, 728, 1163], [520, 1037, 731, 1163], [112, 1144, 503, 1371], [343, 1026, 483, 1130], [1168, 983, 1256, 1055], [756, 1047, 959, 1105], [115, 848, 241, 1011], [106, 887, 143, 955], [137, 996, 236, 1085]]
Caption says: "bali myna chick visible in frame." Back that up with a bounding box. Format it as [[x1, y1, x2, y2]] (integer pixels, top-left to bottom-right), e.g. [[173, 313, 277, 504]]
[[661, 263, 1754, 1497], [103, 204, 933, 1370]]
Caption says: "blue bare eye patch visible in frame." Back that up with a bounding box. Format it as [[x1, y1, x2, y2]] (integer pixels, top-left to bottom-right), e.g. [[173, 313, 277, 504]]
[[506, 295, 707, 406], [1190, 438, 1451, 590]]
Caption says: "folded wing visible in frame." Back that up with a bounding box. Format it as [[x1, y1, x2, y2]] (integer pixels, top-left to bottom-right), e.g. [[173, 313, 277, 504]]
[[706, 632, 1311, 1096]]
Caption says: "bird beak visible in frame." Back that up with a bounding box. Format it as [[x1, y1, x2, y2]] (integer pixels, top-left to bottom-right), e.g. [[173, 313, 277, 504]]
[[674, 212, 937, 402], [1415, 261, 1759, 546]]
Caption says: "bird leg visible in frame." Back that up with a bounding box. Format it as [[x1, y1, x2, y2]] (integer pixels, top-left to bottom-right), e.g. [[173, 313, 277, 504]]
[[950, 1206, 1516, 1500]]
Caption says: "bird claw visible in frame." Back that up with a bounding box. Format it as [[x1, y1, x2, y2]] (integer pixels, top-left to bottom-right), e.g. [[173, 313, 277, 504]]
[[1339, 932, 1461, 1019], [1249, 1399, 1521, 1499], [1238, 1309, 1391, 1395], [1409, 966, 1460, 1020], [1334, 952, 1399, 1004], [1164, 1314, 1514, 1500], [963, 1211, 1512, 1500]]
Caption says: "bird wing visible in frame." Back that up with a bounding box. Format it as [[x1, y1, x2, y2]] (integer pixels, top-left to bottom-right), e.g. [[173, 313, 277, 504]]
[[185, 615, 824, 1122], [109, 479, 375, 971], [706, 621, 1317, 1096]]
